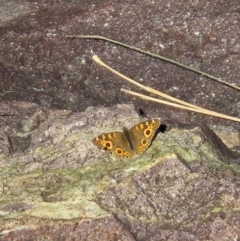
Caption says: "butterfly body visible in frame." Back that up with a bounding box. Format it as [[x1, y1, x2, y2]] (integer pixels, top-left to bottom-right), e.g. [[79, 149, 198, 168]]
[[92, 118, 160, 158]]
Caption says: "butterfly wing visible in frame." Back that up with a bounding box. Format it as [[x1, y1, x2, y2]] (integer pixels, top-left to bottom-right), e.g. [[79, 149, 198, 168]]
[[128, 118, 160, 155], [92, 131, 134, 158]]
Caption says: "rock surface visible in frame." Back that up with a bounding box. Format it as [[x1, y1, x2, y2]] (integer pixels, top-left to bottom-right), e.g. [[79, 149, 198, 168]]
[[1, 103, 240, 240], [1, 0, 240, 240], [1, 0, 240, 127]]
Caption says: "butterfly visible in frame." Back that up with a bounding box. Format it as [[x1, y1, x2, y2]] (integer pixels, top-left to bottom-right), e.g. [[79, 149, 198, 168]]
[[92, 119, 160, 158]]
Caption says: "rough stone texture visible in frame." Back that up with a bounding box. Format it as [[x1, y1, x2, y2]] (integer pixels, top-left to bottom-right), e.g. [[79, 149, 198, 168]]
[[0, 214, 137, 241], [1, 0, 240, 127], [1, 0, 240, 240], [1, 103, 240, 240]]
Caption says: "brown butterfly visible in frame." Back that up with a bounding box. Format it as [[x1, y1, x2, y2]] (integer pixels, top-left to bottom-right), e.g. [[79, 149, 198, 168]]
[[92, 119, 160, 158]]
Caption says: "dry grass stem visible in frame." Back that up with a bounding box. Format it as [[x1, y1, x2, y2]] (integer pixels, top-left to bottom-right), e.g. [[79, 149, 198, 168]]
[[67, 35, 240, 91], [121, 89, 240, 123], [93, 55, 240, 123], [93, 55, 204, 111]]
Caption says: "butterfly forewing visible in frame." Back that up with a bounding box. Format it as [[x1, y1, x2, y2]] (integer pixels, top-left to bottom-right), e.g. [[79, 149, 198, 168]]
[[128, 118, 160, 154], [92, 131, 134, 157]]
